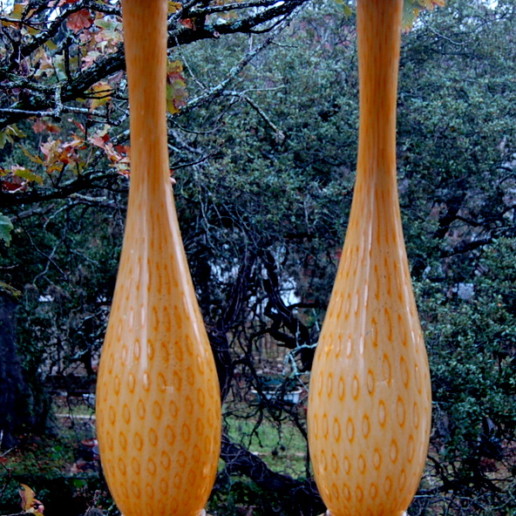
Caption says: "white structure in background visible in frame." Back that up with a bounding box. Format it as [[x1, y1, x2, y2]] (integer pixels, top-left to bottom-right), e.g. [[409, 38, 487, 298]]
[[0, 0, 14, 13]]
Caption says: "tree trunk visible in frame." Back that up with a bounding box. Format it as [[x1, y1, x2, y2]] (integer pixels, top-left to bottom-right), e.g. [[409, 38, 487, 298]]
[[0, 287, 27, 448]]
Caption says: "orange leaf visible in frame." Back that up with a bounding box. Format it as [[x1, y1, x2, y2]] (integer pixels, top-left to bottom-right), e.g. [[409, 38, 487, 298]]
[[403, 0, 446, 29], [89, 81, 113, 110], [167, 60, 188, 114], [19, 483, 36, 511], [168, 1, 182, 14], [419, 0, 445, 7]]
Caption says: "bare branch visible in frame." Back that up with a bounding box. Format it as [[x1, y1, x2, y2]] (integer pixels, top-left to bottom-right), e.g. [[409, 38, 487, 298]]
[[184, 20, 291, 112], [0, 0, 309, 131], [220, 433, 324, 513], [0, 171, 121, 208], [240, 93, 286, 140], [190, 0, 285, 16]]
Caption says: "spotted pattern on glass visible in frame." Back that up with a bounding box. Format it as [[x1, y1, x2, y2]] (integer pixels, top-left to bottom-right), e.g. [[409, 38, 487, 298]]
[[306, 1, 432, 514], [95, 1, 221, 515]]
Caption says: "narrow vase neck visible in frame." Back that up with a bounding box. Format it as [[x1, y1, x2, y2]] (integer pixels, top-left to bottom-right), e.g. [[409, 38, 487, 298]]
[[122, 0, 170, 193], [356, 0, 403, 191]]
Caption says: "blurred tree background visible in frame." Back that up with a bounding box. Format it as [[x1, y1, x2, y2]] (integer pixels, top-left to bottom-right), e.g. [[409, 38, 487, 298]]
[[0, 0, 514, 514]]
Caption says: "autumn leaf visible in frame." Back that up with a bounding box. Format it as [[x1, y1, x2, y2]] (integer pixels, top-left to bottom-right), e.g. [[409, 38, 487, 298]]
[[22, 147, 45, 166], [19, 483, 38, 512], [167, 60, 188, 114], [64, 133, 87, 151], [180, 18, 195, 30], [89, 129, 129, 172], [32, 119, 61, 134], [94, 16, 123, 48], [82, 49, 102, 69], [113, 144, 131, 175], [66, 8, 94, 33], [12, 165, 44, 184], [33, 48, 54, 79], [9, 3, 25, 19], [1, 3, 24, 27], [40, 139, 61, 162], [0, 175, 27, 193], [89, 131, 110, 149], [89, 81, 113, 110], [114, 144, 130, 156], [73, 120, 86, 134], [25, 24, 41, 37], [0, 125, 26, 149], [45, 39, 58, 51], [39, 139, 80, 172], [418, 0, 446, 7], [169, 1, 182, 14], [403, 0, 446, 29], [333, 0, 353, 17]]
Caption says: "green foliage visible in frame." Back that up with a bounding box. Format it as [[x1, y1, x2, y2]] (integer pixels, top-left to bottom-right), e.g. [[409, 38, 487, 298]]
[[0, 213, 13, 246], [209, 478, 285, 516], [420, 239, 515, 495]]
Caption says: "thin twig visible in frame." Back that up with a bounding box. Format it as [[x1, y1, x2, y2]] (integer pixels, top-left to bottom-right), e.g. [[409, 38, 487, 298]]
[[191, 0, 282, 16], [184, 21, 291, 112]]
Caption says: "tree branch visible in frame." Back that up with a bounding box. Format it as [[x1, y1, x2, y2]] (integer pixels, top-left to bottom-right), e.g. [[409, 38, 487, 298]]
[[190, 0, 289, 16], [208, 252, 257, 400], [261, 250, 314, 370], [0, 172, 120, 209], [0, 0, 309, 130]]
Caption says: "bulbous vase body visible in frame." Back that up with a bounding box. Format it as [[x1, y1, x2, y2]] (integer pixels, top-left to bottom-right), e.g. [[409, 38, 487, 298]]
[[307, 1, 432, 514], [96, 2, 221, 515]]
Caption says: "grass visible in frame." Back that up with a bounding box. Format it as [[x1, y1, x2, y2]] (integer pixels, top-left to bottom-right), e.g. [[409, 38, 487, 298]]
[[224, 410, 310, 479], [4, 392, 513, 515], [1, 393, 311, 515]]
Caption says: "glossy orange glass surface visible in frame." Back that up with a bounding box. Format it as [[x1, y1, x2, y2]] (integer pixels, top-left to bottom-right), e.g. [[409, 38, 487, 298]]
[[95, 1, 221, 515], [307, 1, 432, 514]]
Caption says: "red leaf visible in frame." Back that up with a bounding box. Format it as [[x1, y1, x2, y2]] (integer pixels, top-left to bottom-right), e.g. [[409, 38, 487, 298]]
[[114, 144, 130, 155], [66, 9, 94, 33], [32, 119, 61, 134], [180, 18, 195, 30], [89, 133, 110, 149], [1, 176, 26, 192]]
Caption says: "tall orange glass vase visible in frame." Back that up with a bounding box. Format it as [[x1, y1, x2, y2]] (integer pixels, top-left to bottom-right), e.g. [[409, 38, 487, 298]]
[[307, 1, 432, 514], [95, 1, 221, 515]]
